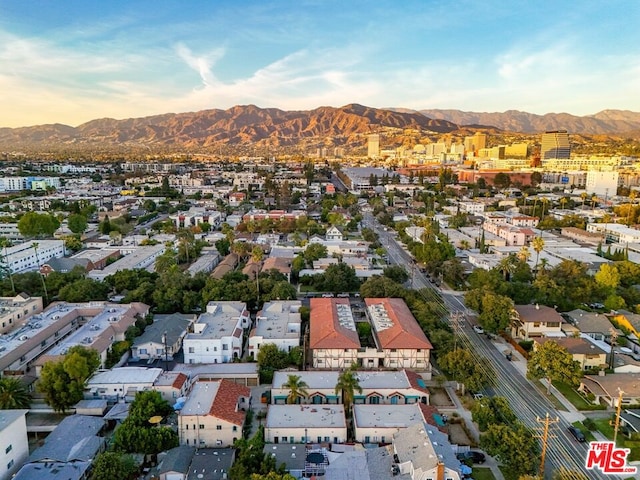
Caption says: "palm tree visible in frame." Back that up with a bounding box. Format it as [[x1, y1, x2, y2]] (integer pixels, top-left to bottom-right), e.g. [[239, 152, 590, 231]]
[[517, 246, 531, 264], [176, 229, 195, 264], [32, 242, 49, 303], [282, 374, 309, 404], [335, 368, 362, 416], [496, 254, 518, 282], [0, 238, 14, 294], [0, 377, 31, 409], [532, 236, 545, 275], [580, 192, 588, 211]]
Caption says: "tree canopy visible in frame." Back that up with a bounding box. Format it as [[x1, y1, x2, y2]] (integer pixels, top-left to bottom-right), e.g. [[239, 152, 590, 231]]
[[0, 377, 31, 409], [38, 346, 100, 412], [17, 212, 60, 237], [90, 452, 137, 480], [527, 340, 582, 394]]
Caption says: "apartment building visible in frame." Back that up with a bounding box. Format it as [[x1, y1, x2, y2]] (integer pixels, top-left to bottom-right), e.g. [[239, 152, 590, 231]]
[[0, 294, 43, 335], [183, 302, 250, 364], [5, 240, 65, 274], [248, 300, 301, 358], [0, 410, 28, 480], [265, 405, 347, 444]]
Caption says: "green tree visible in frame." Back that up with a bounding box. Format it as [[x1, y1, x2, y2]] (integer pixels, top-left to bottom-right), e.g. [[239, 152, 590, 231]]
[[67, 213, 88, 234], [0, 377, 31, 409], [383, 265, 409, 284], [282, 374, 309, 404], [594, 263, 620, 294], [37, 346, 100, 412], [477, 292, 514, 333], [257, 344, 290, 383], [470, 396, 516, 431], [527, 340, 582, 394], [17, 212, 60, 237], [112, 391, 178, 454], [480, 423, 539, 476], [303, 243, 328, 264], [439, 348, 493, 393], [317, 263, 360, 294], [215, 238, 231, 256], [90, 452, 137, 480], [335, 368, 362, 416], [360, 276, 407, 298], [58, 278, 110, 302]]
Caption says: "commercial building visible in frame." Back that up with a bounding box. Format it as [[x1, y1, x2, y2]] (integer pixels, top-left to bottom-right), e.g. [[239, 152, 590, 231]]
[[248, 300, 301, 358], [586, 170, 619, 197], [178, 380, 251, 448], [540, 130, 570, 160], [367, 134, 380, 158], [183, 302, 250, 364]]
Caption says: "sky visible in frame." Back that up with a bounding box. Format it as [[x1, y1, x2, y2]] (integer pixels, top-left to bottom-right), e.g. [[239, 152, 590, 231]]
[[0, 0, 638, 128]]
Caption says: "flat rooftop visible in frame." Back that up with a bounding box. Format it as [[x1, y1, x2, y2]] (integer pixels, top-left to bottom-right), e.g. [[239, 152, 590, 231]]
[[353, 404, 424, 428], [88, 366, 163, 385], [181, 381, 220, 416], [254, 301, 301, 340], [266, 404, 346, 429]]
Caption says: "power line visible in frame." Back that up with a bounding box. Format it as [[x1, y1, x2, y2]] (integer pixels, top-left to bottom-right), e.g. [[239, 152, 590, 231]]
[[535, 413, 559, 478]]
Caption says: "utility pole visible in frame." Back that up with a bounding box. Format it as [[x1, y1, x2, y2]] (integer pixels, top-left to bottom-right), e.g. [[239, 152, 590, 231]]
[[609, 327, 619, 370], [450, 311, 464, 351], [613, 388, 625, 446], [535, 413, 559, 478]]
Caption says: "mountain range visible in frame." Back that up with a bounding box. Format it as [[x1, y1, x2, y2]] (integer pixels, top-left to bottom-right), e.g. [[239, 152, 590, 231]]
[[1, 104, 639, 151]]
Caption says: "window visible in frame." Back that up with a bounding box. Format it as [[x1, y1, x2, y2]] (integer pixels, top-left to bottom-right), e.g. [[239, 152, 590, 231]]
[[222, 344, 229, 350], [533, 322, 540, 328], [5, 445, 11, 454], [232, 426, 238, 432], [7, 459, 13, 470], [200, 424, 205, 429], [188, 347, 195, 353], [216, 425, 222, 430]]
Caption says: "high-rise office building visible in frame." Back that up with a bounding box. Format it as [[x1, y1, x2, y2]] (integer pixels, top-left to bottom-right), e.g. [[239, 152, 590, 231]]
[[541, 130, 570, 159], [367, 134, 380, 158]]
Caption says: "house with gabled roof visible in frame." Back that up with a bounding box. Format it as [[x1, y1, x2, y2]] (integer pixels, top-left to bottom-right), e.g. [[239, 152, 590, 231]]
[[511, 304, 565, 340], [178, 379, 251, 448]]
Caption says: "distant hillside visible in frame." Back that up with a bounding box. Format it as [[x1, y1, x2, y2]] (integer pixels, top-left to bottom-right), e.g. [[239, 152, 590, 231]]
[[0, 104, 457, 150], [419, 109, 640, 135]]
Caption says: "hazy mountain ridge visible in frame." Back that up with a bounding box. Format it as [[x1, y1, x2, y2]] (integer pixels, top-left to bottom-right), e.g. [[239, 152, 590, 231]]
[[0, 104, 457, 149], [419, 109, 640, 135], [1, 105, 639, 150]]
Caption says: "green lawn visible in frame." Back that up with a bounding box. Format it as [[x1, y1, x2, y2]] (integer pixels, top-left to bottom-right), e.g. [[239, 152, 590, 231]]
[[472, 467, 496, 480], [532, 381, 567, 411], [552, 381, 606, 410], [593, 417, 615, 439]]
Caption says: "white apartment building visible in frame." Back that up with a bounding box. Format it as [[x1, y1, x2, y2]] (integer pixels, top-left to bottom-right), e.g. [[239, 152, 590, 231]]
[[248, 301, 301, 358], [169, 207, 224, 229], [183, 302, 250, 364], [85, 367, 163, 402], [178, 380, 250, 448], [353, 404, 429, 444], [0, 294, 43, 335], [4, 240, 65, 274], [458, 201, 485, 214], [0, 410, 29, 480], [585, 170, 620, 197], [88, 245, 166, 281], [265, 405, 347, 444], [586, 223, 640, 244]]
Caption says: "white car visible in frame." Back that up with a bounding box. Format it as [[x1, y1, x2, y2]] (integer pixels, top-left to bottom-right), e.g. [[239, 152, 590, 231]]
[[473, 325, 485, 334]]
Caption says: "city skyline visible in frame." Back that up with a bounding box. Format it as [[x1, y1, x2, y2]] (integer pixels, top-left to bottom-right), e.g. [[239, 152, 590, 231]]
[[0, 0, 638, 129]]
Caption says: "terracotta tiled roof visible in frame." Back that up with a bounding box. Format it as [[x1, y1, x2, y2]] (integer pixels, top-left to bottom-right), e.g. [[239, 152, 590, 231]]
[[365, 298, 432, 349], [173, 373, 188, 390], [309, 298, 360, 349], [405, 370, 430, 394], [209, 379, 250, 426], [232, 327, 242, 338], [419, 404, 447, 433]]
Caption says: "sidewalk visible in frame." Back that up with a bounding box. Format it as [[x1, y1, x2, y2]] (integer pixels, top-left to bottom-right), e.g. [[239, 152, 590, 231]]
[[441, 382, 505, 480]]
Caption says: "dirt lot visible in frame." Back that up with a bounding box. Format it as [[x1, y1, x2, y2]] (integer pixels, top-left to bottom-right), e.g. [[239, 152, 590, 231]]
[[448, 422, 473, 446], [430, 387, 454, 407]]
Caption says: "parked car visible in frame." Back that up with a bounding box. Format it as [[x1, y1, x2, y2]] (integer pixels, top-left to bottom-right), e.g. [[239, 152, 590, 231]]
[[456, 451, 486, 464], [321, 293, 335, 298], [473, 325, 485, 334], [568, 426, 586, 442]]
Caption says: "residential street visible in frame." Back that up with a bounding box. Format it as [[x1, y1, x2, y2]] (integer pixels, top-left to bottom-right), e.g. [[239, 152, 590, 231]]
[[366, 212, 618, 479]]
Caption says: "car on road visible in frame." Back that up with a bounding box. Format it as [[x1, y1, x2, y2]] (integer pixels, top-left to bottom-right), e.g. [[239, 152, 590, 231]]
[[473, 325, 485, 334], [568, 426, 586, 442], [321, 293, 335, 298], [456, 451, 486, 464]]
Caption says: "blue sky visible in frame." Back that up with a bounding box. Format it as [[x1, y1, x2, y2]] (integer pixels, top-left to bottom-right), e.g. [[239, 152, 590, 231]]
[[0, 0, 638, 128]]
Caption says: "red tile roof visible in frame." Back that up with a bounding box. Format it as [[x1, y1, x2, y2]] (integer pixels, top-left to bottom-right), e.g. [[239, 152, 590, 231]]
[[309, 298, 360, 349], [365, 298, 432, 349], [173, 373, 188, 390], [209, 379, 251, 426], [405, 369, 430, 394]]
